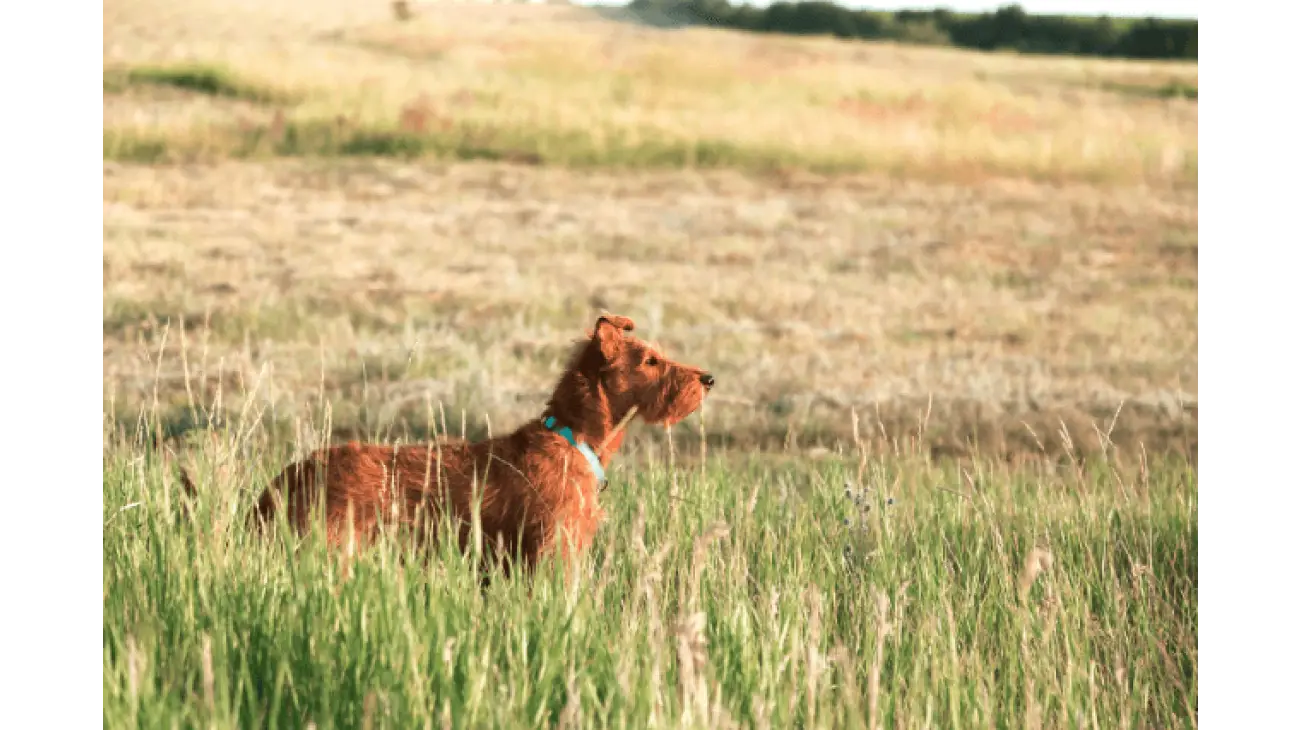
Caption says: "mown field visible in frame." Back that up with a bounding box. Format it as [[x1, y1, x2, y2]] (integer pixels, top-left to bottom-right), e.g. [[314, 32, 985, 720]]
[[103, 0, 1198, 727]]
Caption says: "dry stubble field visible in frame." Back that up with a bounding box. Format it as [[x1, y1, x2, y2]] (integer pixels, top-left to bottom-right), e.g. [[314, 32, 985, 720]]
[[104, 0, 1197, 464], [103, 1, 1197, 728]]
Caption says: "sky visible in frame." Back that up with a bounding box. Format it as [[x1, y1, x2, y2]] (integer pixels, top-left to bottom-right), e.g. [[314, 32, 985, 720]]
[[585, 0, 1197, 19]]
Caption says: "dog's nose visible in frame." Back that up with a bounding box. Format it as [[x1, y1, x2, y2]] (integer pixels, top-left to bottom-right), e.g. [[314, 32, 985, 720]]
[[700, 373, 715, 389]]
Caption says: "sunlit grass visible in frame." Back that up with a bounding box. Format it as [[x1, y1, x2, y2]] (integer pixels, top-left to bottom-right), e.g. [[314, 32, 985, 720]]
[[102, 3, 1197, 184], [104, 415, 1196, 729]]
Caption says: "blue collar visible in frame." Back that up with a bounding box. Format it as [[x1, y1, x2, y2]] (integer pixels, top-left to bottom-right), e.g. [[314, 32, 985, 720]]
[[543, 416, 607, 487]]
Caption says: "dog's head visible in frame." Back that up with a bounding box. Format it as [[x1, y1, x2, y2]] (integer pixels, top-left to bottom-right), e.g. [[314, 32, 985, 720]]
[[581, 314, 714, 426]]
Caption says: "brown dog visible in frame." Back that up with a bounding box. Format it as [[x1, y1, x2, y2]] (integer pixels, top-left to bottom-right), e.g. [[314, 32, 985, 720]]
[[252, 314, 713, 572]]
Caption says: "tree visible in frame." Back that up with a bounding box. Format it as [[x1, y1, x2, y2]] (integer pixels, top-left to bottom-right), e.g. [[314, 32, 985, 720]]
[[990, 4, 1029, 50]]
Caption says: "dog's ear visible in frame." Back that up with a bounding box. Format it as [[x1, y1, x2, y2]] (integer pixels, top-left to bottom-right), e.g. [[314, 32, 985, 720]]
[[596, 314, 635, 334], [593, 314, 635, 360]]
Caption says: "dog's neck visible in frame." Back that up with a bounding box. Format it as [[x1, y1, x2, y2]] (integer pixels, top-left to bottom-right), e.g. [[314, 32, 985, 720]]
[[540, 370, 628, 464]]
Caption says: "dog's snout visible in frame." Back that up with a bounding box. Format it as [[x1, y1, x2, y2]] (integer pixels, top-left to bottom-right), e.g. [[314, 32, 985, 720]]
[[700, 372, 715, 389]]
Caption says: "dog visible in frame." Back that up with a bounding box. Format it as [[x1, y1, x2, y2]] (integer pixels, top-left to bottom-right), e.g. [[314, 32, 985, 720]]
[[235, 314, 713, 573]]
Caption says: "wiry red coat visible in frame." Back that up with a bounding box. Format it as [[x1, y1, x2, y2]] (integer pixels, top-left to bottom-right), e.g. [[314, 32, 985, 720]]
[[254, 314, 714, 571]]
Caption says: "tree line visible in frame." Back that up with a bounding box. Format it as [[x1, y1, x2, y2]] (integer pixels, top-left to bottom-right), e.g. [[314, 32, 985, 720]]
[[628, 1, 1197, 60]]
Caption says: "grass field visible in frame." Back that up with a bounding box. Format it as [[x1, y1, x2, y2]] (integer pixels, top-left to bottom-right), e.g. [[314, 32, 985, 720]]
[[105, 437, 1196, 728], [103, 0, 1197, 727], [104, 0, 1197, 184]]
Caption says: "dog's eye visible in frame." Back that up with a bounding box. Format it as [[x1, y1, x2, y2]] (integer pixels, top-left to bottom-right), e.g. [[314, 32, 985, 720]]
[[646, 356, 660, 367]]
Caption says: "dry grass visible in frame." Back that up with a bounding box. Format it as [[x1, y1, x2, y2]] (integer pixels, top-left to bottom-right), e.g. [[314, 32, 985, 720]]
[[103, 0, 1197, 184], [104, 160, 1197, 462], [103, 0, 1197, 463]]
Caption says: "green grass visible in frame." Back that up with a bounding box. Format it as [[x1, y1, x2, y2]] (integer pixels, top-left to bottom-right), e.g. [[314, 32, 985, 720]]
[[102, 119, 897, 177], [104, 423, 1197, 729], [1100, 79, 1199, 101], [104, 64, 291, 104]]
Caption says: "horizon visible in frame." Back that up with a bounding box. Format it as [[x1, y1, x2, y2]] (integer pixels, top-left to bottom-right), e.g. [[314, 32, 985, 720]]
[[584, 0, 1197, 20]]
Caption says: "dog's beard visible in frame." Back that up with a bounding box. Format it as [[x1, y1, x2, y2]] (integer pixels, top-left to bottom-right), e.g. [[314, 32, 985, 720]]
[[643, 381, 706, 426]]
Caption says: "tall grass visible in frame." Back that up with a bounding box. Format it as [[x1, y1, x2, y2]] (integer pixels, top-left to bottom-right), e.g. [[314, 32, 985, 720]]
[[104, 416, 1196, 729]]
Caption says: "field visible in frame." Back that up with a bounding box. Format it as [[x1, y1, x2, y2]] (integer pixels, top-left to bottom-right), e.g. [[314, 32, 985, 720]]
[[103, 0, 1198, 727]]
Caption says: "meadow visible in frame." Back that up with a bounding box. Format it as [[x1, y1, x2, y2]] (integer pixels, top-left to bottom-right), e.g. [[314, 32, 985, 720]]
[[103, 0, 1198, 727]]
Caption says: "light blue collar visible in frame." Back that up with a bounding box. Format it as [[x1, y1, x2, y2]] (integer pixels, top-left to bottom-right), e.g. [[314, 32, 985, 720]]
[[543, 416, 607, 487]]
